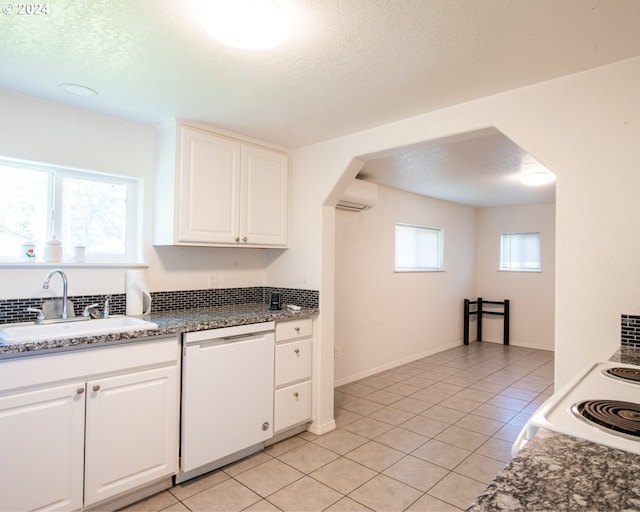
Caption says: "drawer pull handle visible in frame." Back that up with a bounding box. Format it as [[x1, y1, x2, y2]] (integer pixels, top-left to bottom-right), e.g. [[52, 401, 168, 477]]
[[76, 387, 85, 395], [242, 236, 248, 242], [235, 236, 240, 242], [294, 327, 300, 333], [92, 384, 101, 392], [294, 348, 300, 355], [293, 392, 299, 398]]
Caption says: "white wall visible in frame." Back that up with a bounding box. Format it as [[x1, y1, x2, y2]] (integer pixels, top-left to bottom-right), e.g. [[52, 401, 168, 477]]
[[475, 204, 555, 350], [0, 89, 267, 300], [266, 58, 640, 431], [334, 185, 476, 385]]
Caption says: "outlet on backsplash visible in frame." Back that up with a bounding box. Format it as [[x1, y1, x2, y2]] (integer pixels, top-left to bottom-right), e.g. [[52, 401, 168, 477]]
[[207, 274, 217, 289]]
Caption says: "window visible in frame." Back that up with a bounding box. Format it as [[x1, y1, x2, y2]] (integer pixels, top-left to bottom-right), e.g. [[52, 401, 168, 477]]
[[395, 223, 443, 271], [500, 232, 541, 271], [0, 158, 142, 263]]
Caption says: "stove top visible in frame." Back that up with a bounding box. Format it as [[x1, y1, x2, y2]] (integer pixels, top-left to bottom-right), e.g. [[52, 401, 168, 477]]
[[513, 361, 640, 456], [603, 366, 640, 383], [573, 399, 640, 440]]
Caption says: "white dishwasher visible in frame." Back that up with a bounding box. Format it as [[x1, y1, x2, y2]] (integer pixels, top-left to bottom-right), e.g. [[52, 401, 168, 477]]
[[178, 322, 274, 483]]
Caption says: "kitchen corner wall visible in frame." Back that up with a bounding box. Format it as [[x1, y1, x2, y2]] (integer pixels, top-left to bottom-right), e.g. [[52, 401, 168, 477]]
[[0, 89, 273, 301]]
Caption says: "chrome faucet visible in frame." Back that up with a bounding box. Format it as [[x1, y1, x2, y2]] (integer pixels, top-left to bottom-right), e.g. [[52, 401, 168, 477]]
[[103, 295, 111, 319], [42, 269, 69, 319]]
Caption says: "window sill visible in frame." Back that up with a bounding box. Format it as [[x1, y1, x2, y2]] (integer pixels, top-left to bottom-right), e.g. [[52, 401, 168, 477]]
[[498, 269, 542, 273], [0, 261, 148, 269], [394, 269, 445, 273]]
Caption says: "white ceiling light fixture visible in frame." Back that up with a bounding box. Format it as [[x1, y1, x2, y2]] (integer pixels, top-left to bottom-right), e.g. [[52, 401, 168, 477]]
[[519, 154, 556, 186], [520, 169, 556, 186], [59, 83, 98, 97], [201, 0, 290, 50]]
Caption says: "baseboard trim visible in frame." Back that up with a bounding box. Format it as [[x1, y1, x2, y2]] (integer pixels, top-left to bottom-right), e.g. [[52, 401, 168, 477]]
[[480, 337, 554, 351], [307, 419, 336, 436], [334, 341, 461, 388]]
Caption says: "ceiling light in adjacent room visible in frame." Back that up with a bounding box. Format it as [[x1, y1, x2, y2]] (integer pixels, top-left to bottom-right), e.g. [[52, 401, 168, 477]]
[[201, 0, 290, 50], [520, 169, 556, 186], [59, 83, 98, 97], [519, 155, 556, 186]]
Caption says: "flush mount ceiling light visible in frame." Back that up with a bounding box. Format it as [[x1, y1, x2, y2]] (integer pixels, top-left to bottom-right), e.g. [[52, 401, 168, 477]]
[[520, 169, 556, 186], [59, 83, 98, 97], [519, 155, 556, 186], [201, 0, 290, 50]]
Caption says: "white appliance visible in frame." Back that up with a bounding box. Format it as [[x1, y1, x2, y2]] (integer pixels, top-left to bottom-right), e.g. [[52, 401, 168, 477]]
[[336, 179, 378, 211], [513, 360, 640, 456], [178, 322, 275, 483]]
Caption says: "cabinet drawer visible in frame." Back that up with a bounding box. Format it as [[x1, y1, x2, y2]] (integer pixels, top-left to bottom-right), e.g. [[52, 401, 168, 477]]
[[274, 380, 311, 433], [275, 339, 312, 387], [275, 318, 312, 342]]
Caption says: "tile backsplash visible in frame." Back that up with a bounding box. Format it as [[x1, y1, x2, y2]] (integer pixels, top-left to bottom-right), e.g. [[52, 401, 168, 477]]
[[0, 287, 319, 324], [621, 314, 640, 348]]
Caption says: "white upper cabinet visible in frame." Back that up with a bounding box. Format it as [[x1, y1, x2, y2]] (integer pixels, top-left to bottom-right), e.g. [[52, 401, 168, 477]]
[[154, 121, 289, 248], [178, 127, 241, 244], [241, 144, 288, 246]]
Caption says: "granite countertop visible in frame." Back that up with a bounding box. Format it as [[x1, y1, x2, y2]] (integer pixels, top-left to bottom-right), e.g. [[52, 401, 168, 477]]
[[468, 345, 640, 511], [0, 303, 318, 359], [467, 428, 640, 511], [610, 345, 640, 366]]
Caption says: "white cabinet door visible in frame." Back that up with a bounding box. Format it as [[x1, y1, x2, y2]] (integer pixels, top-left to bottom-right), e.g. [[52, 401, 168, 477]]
[[275, 339, 312, 387], [177, 126, 241, 244], [274, 380, 312, 433], [84, 366, 178, 507], [241, 145, 288, 246], [0, 382, 85, 512]]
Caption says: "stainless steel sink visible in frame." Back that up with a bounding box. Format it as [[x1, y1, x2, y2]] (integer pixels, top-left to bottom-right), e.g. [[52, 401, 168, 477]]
[[0, 316, 158, 344]]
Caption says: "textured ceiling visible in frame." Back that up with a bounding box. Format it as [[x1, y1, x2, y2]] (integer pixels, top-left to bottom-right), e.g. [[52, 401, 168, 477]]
[[359, 129, 556, 208], [0, 0, 638, 206]]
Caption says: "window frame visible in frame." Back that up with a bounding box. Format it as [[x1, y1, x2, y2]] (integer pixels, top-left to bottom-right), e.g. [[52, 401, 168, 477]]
[[0, 157, 144, 265], [499, 232, 542, 272], [394, 222, 444, 272]]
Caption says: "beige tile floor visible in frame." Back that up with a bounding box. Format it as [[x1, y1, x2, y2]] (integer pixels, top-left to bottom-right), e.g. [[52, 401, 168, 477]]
[[121, 341, 554, 512]]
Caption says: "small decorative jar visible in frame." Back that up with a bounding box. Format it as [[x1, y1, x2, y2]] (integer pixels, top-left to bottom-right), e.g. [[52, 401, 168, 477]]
[[44, 238, 63, 262], [20, 242, 36, 261], [72, 245, 86, 262]]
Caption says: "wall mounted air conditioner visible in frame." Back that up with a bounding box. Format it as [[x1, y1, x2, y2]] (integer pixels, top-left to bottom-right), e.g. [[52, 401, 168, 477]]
[[336, 179, 378, 212]]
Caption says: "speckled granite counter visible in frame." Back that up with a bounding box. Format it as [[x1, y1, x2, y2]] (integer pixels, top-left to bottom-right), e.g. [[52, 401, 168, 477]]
[[610, 345, 640, 366], [467, 428, 640, 511], [468, 346, 640, 512], [0, 304, 318, 359]]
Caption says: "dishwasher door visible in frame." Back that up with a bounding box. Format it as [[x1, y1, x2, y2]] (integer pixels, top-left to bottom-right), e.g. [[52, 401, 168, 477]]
[[180, 323, 274, 476]]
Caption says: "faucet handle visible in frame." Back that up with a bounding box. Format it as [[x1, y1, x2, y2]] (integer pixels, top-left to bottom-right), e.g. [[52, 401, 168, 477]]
[[82, 303, 100, 317], [26, 307, 45, 323]]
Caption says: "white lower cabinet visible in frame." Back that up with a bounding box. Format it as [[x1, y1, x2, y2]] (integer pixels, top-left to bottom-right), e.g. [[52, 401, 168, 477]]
[[273, 319, 313, 434], [0, 337, 179, 512], [0, 382, 85, 512], [274, 380, 312, 433], [84, 366, 178, 507]]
